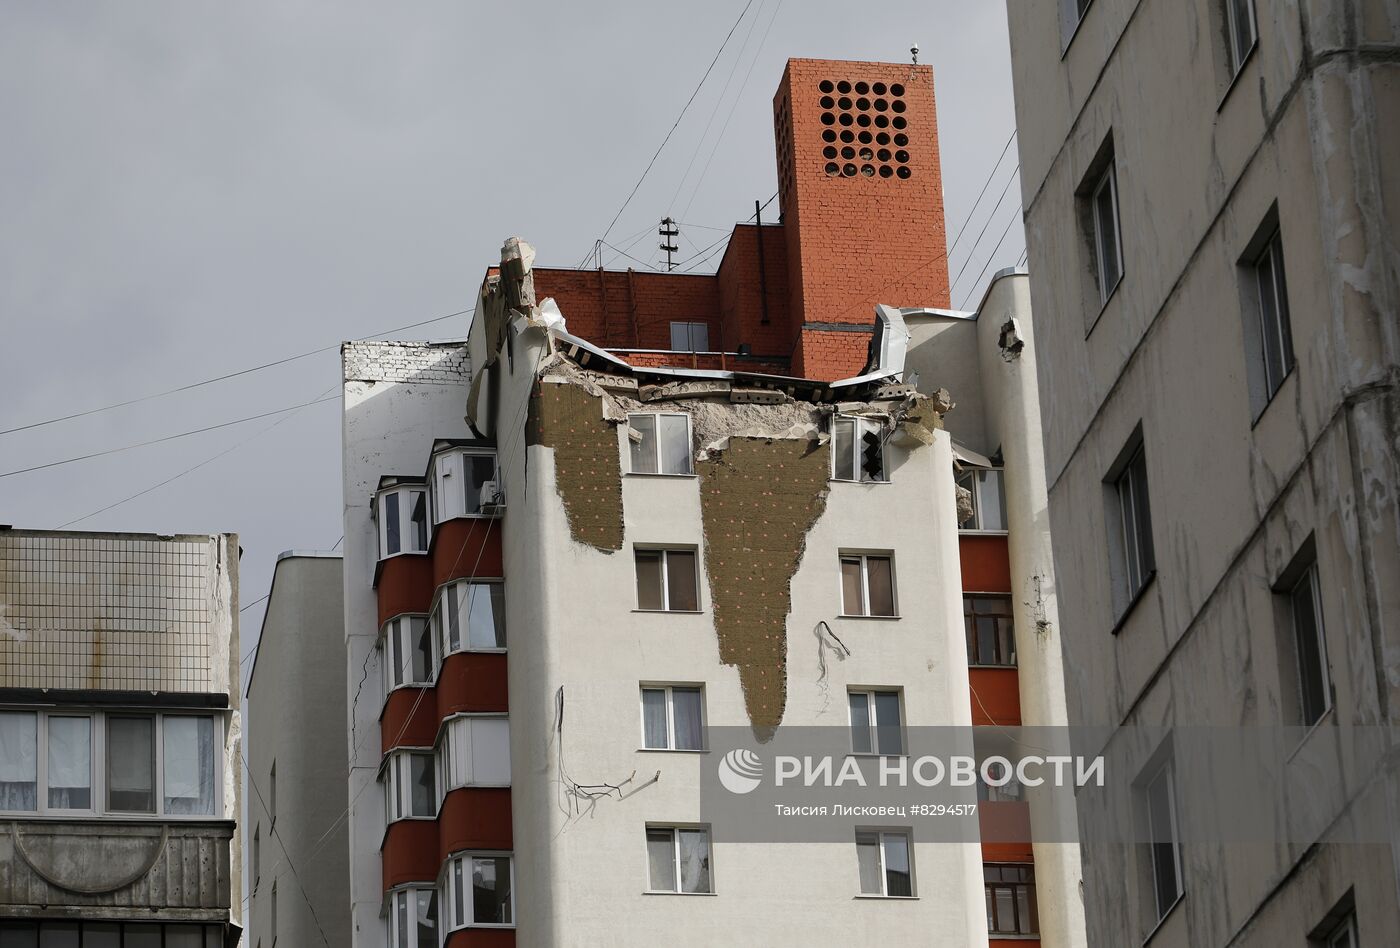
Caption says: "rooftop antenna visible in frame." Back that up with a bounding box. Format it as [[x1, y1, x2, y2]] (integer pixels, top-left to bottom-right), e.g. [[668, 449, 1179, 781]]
[[659, 217, 679, 271], [910, 42, 920, 64]]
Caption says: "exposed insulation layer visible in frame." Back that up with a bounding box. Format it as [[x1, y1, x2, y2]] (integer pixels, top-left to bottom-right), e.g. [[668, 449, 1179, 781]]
[[696, 436, 831, 740], [525, 381, 624, 552]]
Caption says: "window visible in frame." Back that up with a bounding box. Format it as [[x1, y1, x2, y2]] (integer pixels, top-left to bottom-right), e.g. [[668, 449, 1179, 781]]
[[635, 548, 699, 612], [0, 711, 37, 811], [434, 581, 506, 654], [437, 716, 511, 791], [856, 830, 913, 897], [628, 413, 694, 475], [270, 883, 278, 944], [640, 685, 705, 750], [985, 864, 1038, 934], [1248, 225, 1295, 406], [646, 825, 712, 893], [848, 690, 903, 755], [443, 853, 514, 929], [47, 715, 91, 810], [840, 553, 896, 617], [383, 750, 436, 822], [831, 416, 887, 483], [1323, 912, 1359, 948], [669, 321, 709, 352], [377, 486, 430, 558], [429, 448, 498, 523], [956, 467, 1007, 531], [1286, 559, 1331, 727], [164, 716, 216, 815], [387, 887, 437, 948], [1108, 433, 1156, 613], [383, 615, 433, 691], [252, 826, 261, 890], [1225, 0, 1258, 74], [976, 760, 1024, 803], [0, 922, 223, 947], [965, 596, 1016, 666], [1090, 160, 1123, 302], [107, 716, 155, 813], [269, 761, 276, 824], [1144, 761, 1183, 921]]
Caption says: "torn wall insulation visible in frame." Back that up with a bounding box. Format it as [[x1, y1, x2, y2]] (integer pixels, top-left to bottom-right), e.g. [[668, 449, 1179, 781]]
[[525, 381, 625, 552], [696, 436, 831, 740]]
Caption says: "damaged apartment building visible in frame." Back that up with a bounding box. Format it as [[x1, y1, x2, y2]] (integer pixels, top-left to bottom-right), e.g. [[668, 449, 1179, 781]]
[[340, 58, 1086, 947], [0, 528, 243, 947]]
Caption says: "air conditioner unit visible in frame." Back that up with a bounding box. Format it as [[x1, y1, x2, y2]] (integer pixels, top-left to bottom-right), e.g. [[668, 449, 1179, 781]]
[[479, 480, 506, 516]]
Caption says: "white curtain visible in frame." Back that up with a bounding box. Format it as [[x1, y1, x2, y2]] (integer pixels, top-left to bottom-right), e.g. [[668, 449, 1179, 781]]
[[47, 716, 90, 809], [0, 711, 38, 811], [163, 716, 215, 815], [855, 832, 882, 894], [641, 690, 668, 749], [677, 829, 711, 893], [646, 828, 676, 891], [671, 689, 703, 751]]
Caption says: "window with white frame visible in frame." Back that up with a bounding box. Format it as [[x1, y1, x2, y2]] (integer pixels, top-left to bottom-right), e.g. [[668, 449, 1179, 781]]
[[1248, 224, 1295, 406], [382, 750, 436, 823], [628, 413, 694, 475], [635, 547, 700, 612], [848, 690, 903, 756], [386, 886, 437, 948], [1143, 760, 1182, 922], [434, 581, 506, 655], [1285, 557, 1331, 727], [840, 553, 897, 617], [1085, 154, 1124, 304], [1323, 911, 1359, 948], [0, 710, 219, 818], [1108, 432, 1156, 613], [437, 716, 511, 793], [669, 321, 709, 352], [443, 852, 514, 929], [646, 825, 712, 893], [376, 486, 430, 559], [956, 467, 1008, 531], [382, 615, 433, 692], [831, 416, 887, 483], [856, 830, 913, 897], [1225, 0, 1257, 75], [429, 448, 499, 524], [640, 685, 705, 751]]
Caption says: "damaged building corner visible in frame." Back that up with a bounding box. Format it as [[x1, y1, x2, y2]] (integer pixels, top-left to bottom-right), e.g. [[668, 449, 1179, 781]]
[[525, 379, 626, 553]]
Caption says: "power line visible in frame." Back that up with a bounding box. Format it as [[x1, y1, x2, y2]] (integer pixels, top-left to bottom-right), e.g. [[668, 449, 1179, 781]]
[[242, 751, 333, 948], [0, 308, 473, 439], [591, 0, 758, 248], [958, 204, 1026, 310], [948, 162, 1021, 301], [945, 128, 1016, 264], [1, 395, 340, 480]]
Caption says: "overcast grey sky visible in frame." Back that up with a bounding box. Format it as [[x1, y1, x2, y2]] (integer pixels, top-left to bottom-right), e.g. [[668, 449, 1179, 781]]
[[0, 1, 1021, 680]]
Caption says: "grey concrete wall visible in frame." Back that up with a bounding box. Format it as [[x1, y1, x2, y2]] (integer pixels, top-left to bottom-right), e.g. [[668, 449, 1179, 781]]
[[247, 552, 349, 948], [1006, 0, 1400, 945]]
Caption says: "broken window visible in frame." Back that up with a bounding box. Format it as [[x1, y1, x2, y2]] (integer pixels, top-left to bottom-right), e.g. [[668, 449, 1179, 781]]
[[443, 853, 514, 929], [831, 415, 888, 483], [848, 689, 903, 755], [1225, 0, 1257, 74], [383, 615, 433, 691], [985, 864, 1038, 934], [840, 553, 897, 617], [1107, 431, 1156, 614], [434, 580, 506, 655], [641, 685, 705, 750], [669, 321, 710, 352], [977, 760, 1024, 802], [377, 486, 430, 559], [965, 595, 1016, 666], [1142, 759, 1182, 922], [856, 830, 913, 897], [383, 750, 436, 823], [956, 467, 1008, 531], [628, 413, 694, 475], [429, 448, 498, 523], [387, 887, 437, 948], [646, 825, 712, 893], [635, 548, 700, 612]]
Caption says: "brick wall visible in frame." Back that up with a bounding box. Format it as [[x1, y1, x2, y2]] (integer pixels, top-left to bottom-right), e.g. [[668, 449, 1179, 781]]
[[341, 340, 470, 385]]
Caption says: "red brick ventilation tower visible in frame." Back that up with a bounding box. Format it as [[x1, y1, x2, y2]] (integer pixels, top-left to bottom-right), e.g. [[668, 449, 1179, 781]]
[[774, 59, 950, 379], [517, 58, 950, 383]]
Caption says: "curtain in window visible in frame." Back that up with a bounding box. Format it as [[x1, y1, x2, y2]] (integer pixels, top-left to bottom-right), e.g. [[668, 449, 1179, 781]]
[[848, 693, 873, 754], [855, 832, 882, 894], [164, 716, 215, 815], [635, 551, 664, 610], [677, 829, 710, 893], [0, 711, 38, 811], [866, 557, 895, 616], [108, 717, 155, 812], [471, 856, 512, 924], [641, 690, 668, 749], [665, 551, 698, 612], [671, 689, 703, 750], [646, 828, 676, 891], [840, 557, 864, 615], [874, 692, 902, 755], [47, 716, 91, 809], [882, 834, 912, 896]]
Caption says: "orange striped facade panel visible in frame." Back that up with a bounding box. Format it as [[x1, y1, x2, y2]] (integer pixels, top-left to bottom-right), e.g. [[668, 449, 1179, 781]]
[[439, 787, 513, 858], [438, 652, 510, 717]]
